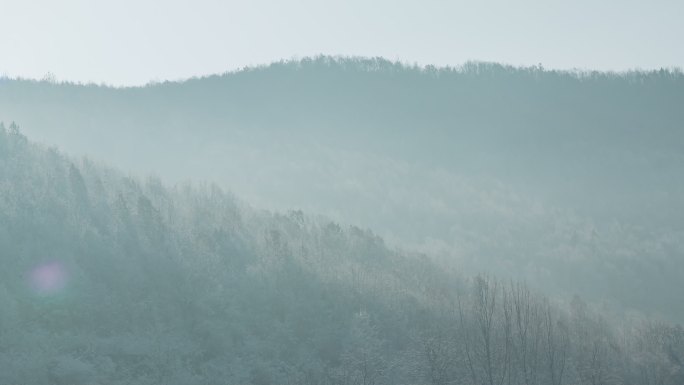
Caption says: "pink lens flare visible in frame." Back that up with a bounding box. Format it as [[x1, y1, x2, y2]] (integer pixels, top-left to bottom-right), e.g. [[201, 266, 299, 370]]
[[29, 261, 68, 294]]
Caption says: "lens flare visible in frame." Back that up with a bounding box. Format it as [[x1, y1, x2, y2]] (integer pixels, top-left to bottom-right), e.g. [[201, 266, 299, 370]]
[[29, 262, 68, 294]]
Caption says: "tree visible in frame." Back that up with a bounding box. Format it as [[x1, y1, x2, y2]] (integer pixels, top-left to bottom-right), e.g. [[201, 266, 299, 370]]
[[339, 311, 387, 385], [510, 282, 544, 385], [459, 275, 511, 385]]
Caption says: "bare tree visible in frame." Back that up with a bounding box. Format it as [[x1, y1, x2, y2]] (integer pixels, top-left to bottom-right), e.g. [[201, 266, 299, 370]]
[[510, 282, 543, 385], [459, 275, 511, 385], [542, 300, 568, 385]]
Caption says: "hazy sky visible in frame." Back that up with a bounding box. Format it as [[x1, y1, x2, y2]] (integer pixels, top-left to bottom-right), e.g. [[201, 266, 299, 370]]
[[1, 0, 682, 86]]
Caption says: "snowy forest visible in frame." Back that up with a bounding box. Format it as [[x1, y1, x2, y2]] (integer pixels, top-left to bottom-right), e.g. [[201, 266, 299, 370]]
[[1, 57, 683, 384]]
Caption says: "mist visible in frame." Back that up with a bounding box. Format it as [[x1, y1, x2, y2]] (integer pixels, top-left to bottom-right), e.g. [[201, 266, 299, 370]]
[[1, 3, 684, 383]]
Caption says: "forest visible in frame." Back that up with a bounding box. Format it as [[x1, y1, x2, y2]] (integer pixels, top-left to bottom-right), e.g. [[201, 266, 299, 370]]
[[2, 57, 683, 322], [1, 57, 683, 384], [0, 122, 683, 384]]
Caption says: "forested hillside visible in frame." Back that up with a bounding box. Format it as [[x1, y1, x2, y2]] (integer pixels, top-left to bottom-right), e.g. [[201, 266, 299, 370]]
[[1, 57, 683, 322], [1, 124, 683, 384]]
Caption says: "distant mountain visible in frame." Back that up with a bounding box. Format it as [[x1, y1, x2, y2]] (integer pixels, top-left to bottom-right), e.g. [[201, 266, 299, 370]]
[[1, 56, 683, 323], [1, 123, 683, 385]]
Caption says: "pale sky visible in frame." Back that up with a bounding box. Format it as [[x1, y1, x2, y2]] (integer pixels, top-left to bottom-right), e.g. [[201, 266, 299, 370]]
[[1, 0, 682, 86]]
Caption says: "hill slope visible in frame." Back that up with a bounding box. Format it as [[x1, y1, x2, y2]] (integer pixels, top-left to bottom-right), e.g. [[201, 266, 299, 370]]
[[1, 124, 683, 384], [1, 57, 683, 322]]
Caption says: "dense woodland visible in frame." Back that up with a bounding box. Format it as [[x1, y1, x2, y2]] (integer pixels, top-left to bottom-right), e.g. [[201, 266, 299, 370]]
[[1, 124, 683, 384], [1, 57, 683, 323]]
